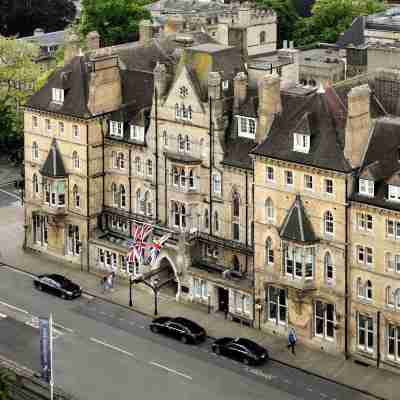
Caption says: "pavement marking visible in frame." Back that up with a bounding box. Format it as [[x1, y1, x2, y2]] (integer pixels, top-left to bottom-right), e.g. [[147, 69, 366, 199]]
[[283, 379, 291, 384], [90, 337, 136, 358], [54, 322, 74, 334], [0, 299, 29, 314], [319, 394, 327, 398], [0, 312, 7, 319], [307, 387, 313, 392], [0, 264, 33, 278], [138, 325, 145, 329], [82, 293, 94, 300], [149, 361, 193, 381], [0, 188, 21, 201]]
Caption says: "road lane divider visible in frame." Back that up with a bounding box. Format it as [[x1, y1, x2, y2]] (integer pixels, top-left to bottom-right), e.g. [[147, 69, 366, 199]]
[[90, 337, 136, 358], [0, 299, 29, 314], [0, 312, 7, 319], [149, 361, 192, 381]]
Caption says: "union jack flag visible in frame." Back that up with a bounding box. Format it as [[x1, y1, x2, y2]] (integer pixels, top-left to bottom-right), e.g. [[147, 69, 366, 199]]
[[126, 223, 153, 264], [146, 234, 171, 266]]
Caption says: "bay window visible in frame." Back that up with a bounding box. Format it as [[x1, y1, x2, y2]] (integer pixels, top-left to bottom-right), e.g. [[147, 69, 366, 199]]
[[44, 180, 65, 207], [283, 243, 315, 279]]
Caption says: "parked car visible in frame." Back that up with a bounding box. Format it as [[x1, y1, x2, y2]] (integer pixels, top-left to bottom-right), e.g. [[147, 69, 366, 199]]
[[212, 337, 269, 365], [34, 274, 82, 300], [150, 316, 206, 344]]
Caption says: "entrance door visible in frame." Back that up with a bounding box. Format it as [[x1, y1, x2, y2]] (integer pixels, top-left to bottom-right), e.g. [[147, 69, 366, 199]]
[[218, 287, 229, 312]]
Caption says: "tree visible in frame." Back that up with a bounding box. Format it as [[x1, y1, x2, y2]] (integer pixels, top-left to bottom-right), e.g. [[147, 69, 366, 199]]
[[256, 0, 300, 47], [0, 368, 9, 400], [0, 0, 76, 37], [294, 0, 385, 46], [0, 37, 41, 152], [80, 0, 151, 46]]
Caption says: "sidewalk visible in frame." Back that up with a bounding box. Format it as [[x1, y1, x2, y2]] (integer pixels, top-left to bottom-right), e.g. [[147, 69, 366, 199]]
[[0, 205, 397, 400]]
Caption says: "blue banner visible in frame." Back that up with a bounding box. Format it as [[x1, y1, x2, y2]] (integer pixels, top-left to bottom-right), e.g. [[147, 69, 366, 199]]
[[39, 318, 51, 383]]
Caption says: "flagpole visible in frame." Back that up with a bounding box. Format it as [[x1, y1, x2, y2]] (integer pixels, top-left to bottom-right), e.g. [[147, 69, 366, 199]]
[[49, 313, 54, 400]]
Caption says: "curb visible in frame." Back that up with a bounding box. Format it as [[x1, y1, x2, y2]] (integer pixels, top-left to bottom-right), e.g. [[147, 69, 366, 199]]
[[0, 260, 390, 400]]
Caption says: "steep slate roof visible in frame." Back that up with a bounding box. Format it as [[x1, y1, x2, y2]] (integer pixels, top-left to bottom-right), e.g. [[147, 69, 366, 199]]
[[336, 16, 365, 48], [351, 117, 400, 212], [40, 139, 67, 178], [252, 91, 351, 173], [280, 195, 317, 243], [222, 137, 256, 170]]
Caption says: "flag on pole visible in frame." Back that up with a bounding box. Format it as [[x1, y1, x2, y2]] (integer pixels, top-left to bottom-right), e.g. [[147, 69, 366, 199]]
[[147, 233, 171, 266], [127, 223, 153, 263]]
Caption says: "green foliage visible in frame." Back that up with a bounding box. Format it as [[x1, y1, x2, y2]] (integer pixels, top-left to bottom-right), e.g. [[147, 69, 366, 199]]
[[0, 368, 9, 400], [79, 0, 151, 46], [294, 0, 385, 46], [256, 0, 300, 47]]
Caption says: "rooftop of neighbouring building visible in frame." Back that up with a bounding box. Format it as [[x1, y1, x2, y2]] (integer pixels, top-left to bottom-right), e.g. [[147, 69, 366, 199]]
[[19, 29, 65, 48], [299, 48, 344, 69]]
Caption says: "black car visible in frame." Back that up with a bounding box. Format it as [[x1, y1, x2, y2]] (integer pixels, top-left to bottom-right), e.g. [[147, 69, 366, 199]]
[[212, 337, 269, 365], [150, 316, 206, 344], [34, 274, 82, 300]]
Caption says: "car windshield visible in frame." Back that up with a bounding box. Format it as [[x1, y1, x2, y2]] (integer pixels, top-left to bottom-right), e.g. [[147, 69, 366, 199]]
[[174, 318, 202, 332], [50, 275, 69, 285], [236, 338, 263, 353]]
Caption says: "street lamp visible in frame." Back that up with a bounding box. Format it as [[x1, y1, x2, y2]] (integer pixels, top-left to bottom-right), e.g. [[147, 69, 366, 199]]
[[153, 277, 159, 316], [255, 303, 262, 330]]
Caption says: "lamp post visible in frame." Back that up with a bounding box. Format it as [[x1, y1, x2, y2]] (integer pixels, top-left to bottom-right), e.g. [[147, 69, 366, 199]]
[[77, 240, 83, 272], [23, 224, 28, 250], [129, 271, 134, 307], [153, 277, 159, 316], [255, 303, 262, 330]]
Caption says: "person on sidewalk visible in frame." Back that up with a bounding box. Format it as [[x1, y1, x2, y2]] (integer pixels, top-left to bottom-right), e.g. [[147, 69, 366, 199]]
[[287, 327, 297, 355], [101, 276, 107, 293], [107, 273, 114, 292]]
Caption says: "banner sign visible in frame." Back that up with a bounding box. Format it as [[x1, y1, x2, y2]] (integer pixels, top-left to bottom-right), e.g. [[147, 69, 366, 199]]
[[39, 318, 52, 383]]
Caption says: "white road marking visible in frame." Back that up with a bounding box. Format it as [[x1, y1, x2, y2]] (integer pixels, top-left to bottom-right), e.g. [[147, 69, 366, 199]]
[[320, 393, 327, 398], [0, 299, 29, 314], [0, 264, 34, 278], [0, 313, 7, 319], [0, 188, 21, 201], [138, 325, 145, 329], [82, 293, 94, 300], [90, 337, 136, 358], [306, 387, 313, 392], [150, 361, 192, 381], [54, 322, 74, 333], [283, 379, 291, 384]]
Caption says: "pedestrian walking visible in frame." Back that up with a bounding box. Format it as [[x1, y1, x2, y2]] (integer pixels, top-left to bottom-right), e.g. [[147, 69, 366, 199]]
[[287, 327, 297, 355], [101, 276, 107, 293], [110, 271, 116, 289], [107, 274, 113, 292]]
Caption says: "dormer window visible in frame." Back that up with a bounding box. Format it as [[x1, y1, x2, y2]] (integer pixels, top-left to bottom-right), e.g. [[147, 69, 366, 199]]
[[52, 88, 64, 104], [222, 80, 229, 90], [110, 121, 123, 137], [293, 133, 310, 153], [237, 116, 256, 139], [130, 125, 144, 141], [389, 185, 400, 202], [359, 179, 374, 197]]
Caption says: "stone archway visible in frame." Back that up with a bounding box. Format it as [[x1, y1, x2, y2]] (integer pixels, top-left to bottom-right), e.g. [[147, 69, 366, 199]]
[[153, 254, 181, 300]]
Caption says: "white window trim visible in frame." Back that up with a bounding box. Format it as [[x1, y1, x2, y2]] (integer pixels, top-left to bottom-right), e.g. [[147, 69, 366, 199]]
[[304, 174, 313, 191], [52, 88, 64, 104], [266, 166, 275, 183], [293, 132, 310, 153], [359, 179, 374, 197], [284, 170, 293, 186], [357, 313, 374, 353], [110, 121, 123, 137], [388, 185, 400, 202], [237, 116, 256, 139]]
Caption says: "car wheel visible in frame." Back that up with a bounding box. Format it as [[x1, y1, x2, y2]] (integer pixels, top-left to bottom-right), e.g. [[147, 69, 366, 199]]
[[150, 325, 159, 333], [61, 293, 67, 300], [37, 284, 43, 291], [243, 358, 251, 366], [181, 335, 188, 344], [214, 346, 221, 355]]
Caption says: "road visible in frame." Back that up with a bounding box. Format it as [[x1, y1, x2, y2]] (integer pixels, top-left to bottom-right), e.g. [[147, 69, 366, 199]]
[[0, 183, 21, 207], [0, 264, 375, 400]]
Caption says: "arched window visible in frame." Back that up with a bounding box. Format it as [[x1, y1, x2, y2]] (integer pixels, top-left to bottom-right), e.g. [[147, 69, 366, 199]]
[[266, 237, 274, 264], [120, 185, 126, 208], [117, 152, 124, 169], [173, 166, 179, 186], [144, 191, 152, 216], [32, 141, 38, 160], [174, 202, 180, 226], [135, 157, 141, 174], [189, 169, 195, 189], [185, 135, 190, 152], [32, 173, 38, 195], [233, 255, 240, 272], [72, 151, 79, 169], [260, 31, 266, 44], [212, 174, 221, 194], [324, 211, 334, 235], [233, 191, 240, 218], [180, 168, 186, 188], [324, 252, 333, 282], [204, 209, 209, 229], [73, 184, 80, 208], [265, 198, 274, 222], [178, 134, 185, 152], [181, 204, 186, 228], [147, 159, 153, 176], [175, 103, 180, 118], [387, 286, 394, 306], [112, 183, 117, 206], [187, 105, 192, 120], [366, 280, 372, 300], [357, 277, 363, 298], [136, 188, 141, 213], [163, 130, 168, 147], [214, 211, 219, 232]]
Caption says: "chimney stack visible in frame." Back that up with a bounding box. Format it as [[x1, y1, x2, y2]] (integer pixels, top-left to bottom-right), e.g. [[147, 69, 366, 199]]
[[86, 31, 100, 51], [344, 84, 371, 168], [64, 32, 80, 65], [233, 72, 247, 112], [257, 73, 282, 142], [154, 62, 168, 99], [139, 20, 154, 44]]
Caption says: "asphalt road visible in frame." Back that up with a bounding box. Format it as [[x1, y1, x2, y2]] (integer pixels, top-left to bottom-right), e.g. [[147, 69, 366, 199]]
[[0, 183, 21, 207], [0, 265, 375, 400]]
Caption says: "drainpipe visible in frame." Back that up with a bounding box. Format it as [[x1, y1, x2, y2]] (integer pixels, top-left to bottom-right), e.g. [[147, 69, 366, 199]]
[[377, 310, 381, 368], [344, 177, 349, 359], [164, 155, 167, 226], [252, 158, 256, 326], [209, 96, 213, 237], [129, 148, 132, 215], [102, 119, 105, 209], [245, 170, 248, 274], [86, 123, 90, 273], [155, 88, 159, 222]]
